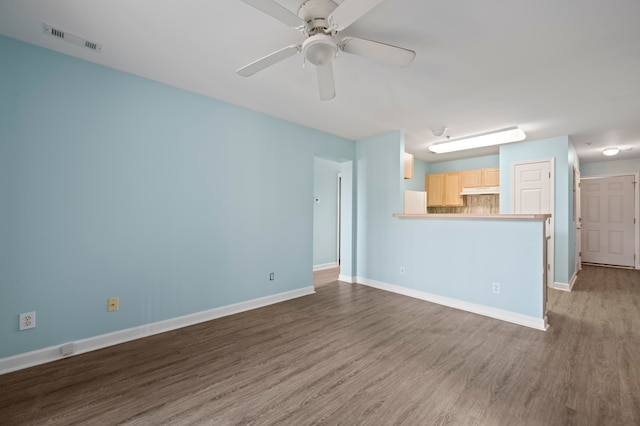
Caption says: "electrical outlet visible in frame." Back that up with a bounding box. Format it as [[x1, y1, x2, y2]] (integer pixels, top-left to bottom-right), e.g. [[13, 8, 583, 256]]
[[492, 282, 501, 294], [269, 272, 275, 281], [19, 311, 36, 330], [107, 297, 119, 312], [400, 266, 405, 275]]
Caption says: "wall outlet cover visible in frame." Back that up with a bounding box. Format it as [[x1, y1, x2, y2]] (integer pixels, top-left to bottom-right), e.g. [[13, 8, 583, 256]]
[[19, 311, 36, 330], [108, 297, 119, 312]]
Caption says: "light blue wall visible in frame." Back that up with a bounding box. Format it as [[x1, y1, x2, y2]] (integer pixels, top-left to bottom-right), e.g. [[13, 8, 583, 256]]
[[356, 132, 545, 319], [355, 131, 405, 281], [581, 158, 640, 176], [0, 36, 354, 358], [403, 159, 429, 191], [394, 218, 545, 318], [313, 158, 341, 266], [428, 154, 500, 174], [339, 161, 355, 279], [499, 136, 575, 284]]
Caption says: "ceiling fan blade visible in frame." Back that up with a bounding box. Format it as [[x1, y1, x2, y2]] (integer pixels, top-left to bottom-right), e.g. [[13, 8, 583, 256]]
[[316, 64, 336, 101], [339, 37, 415, 67], [238, 0, 304, 28], [237, 45, 300, 77], [328, 0, 386, 31]]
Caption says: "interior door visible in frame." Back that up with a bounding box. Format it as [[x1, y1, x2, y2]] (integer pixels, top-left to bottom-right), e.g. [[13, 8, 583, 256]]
[[581, 175, 635, 267], [512, 159, 553, 288]]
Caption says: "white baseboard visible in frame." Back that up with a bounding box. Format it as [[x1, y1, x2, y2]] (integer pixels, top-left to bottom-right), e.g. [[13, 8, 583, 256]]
[[0, 287, 315, 375], [553, 272, 578, 292], [338, 274, 355, 283], [355, 277, 548, 331], [313, 262, 338, 271]]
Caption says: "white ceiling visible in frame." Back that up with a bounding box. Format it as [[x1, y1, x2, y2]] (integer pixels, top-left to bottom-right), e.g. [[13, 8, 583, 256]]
[[1, 0, 640, 163]]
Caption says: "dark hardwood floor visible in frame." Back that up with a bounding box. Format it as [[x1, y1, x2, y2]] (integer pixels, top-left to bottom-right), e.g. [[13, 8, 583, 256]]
[[1, 265, 639, 425]]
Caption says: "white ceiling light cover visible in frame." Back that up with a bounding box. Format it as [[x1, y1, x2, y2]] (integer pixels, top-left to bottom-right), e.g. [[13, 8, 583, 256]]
[[429, 127, 526, 154]]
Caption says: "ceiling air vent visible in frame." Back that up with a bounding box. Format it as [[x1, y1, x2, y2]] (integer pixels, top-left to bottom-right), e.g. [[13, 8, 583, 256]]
[[43, 24, 102, 52]]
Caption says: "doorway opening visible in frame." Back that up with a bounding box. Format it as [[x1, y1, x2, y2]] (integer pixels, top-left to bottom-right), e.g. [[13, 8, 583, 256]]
[[313, 157, 352, 286]]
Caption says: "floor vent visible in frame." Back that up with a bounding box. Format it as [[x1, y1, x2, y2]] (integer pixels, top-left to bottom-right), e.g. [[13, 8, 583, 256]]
[[43, 24, 102, 52]]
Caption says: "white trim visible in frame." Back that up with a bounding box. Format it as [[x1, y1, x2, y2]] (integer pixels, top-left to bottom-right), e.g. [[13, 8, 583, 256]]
[[338, 274, 356, 283], [633, 172, 640, 269], [0, 287, 314, 375], [313, 262, 339, 271], [356, 277, 548, 331], [553, 270, 578, 292], [337, 172, 342, 267]]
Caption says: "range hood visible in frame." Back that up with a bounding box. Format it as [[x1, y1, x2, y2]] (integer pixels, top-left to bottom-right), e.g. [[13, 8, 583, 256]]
[[460, 186, 500, 195]]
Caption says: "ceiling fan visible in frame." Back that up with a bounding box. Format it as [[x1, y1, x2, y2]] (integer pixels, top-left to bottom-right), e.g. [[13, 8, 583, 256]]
[[236, 0, 416, 100]]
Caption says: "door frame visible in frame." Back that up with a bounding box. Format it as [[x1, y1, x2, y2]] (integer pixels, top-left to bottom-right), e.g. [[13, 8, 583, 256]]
[[580, 172, 639, 270], [511, 158, 555, 288], [574, 167, 581, 274], [337, 172, 342, 266]]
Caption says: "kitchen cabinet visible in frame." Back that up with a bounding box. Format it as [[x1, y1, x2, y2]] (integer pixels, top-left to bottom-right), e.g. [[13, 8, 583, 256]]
[[482, 168, 500, 186], [404, 152, 414, 179], [444, 172, 464, 206], [461, 169, 482, 188], [426, 172, 464, 207], [426, 173, 444, 206], [461, 167, 500, 188]]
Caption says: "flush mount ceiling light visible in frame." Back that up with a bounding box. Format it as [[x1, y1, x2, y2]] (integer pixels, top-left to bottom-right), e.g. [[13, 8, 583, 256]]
[[431, 126, 447, 137], [429, 127, 526, 154], [602, 147, 620, 156]]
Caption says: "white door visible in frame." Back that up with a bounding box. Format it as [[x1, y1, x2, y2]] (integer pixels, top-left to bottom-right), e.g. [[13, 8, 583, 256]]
[[581, 175, 635, 267], [512, 159, 554, 288]]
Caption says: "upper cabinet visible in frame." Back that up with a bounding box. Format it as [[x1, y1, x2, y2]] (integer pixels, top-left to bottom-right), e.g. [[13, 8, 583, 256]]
[[444, 172, 464, 206], [404, 153, 414, 180], [426, 173, 444, 206], [426, 167, 499, 207], [426, 172, 464, 207], [461, 169, 482, 188], [482, 168, 500, 186], [461, 167, 499, 188]]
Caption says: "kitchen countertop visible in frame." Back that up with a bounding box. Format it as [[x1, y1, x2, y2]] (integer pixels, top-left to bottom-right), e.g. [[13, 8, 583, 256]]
[[393, 213, 551, 220]]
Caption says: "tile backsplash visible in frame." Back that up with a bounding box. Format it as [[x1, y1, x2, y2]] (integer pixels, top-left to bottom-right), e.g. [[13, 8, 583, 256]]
[[428, 194, 499, 214]]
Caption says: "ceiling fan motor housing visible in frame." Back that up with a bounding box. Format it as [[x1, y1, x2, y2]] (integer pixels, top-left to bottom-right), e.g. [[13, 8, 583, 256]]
[[298, 0, 338, 36]]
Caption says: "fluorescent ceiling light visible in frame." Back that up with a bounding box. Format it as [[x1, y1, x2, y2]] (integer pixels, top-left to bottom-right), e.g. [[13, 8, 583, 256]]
[[602, 147, 619, 156], [429, 127, 526, 154]]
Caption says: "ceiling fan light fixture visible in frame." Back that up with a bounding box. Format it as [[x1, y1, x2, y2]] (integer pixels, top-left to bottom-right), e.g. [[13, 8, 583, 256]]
[[602, 147, 620, 156], [303, 34, 337, 66], [428, 127, 526, 154]]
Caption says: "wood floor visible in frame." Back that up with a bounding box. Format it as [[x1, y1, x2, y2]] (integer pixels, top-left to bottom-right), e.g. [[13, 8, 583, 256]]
[[1, 265, 639, 425], [313, 266, 340, 287]]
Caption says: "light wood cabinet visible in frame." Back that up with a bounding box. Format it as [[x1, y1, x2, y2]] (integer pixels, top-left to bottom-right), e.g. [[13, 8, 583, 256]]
[[426, 172, 464, 207], [444, 172, 464, 206], [482, 168, 500, 186], [461, 167, 500, 188], [426, 173, 444, 206], [404, 153, 414, 180], [461, 169, 482, 188]]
